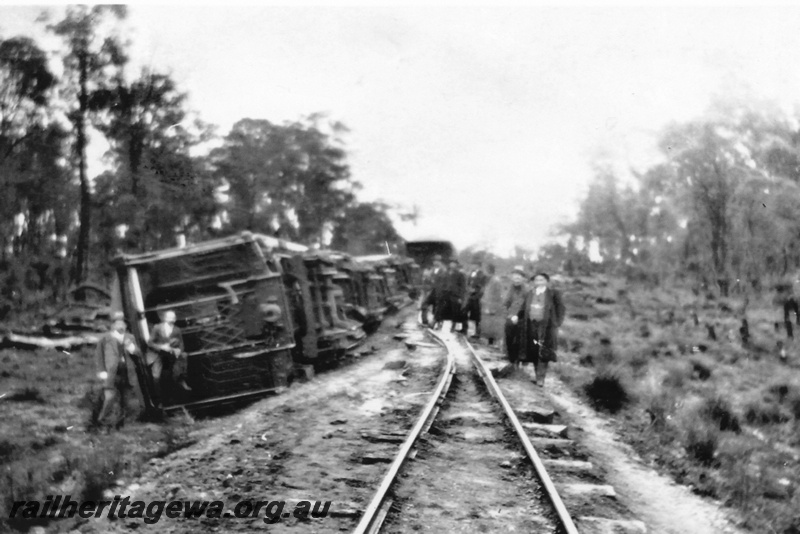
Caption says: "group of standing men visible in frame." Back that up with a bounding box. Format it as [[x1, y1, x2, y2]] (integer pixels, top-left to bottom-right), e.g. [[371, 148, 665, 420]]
[[421, 260, 565, 387], [93, 310, 191, 430], [421, 255, 489, 337]]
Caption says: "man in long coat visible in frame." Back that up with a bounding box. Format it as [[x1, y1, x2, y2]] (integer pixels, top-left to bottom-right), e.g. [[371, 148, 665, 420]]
[[94, 311, 142, 429], [464, 257, 488, 338], [421, 255, 447, 328], [503, 266, 528, 365], [480, 264, 504, 345], [513, 272, 565, 387], [442, 258, 467, 332]]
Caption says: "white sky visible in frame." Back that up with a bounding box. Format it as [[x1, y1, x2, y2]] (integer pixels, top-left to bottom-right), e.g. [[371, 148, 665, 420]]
[[4, 4, 800, 255]]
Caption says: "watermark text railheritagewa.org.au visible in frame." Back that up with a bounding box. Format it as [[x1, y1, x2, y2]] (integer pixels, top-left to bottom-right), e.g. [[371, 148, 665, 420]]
[[9, 495, 332, 524]]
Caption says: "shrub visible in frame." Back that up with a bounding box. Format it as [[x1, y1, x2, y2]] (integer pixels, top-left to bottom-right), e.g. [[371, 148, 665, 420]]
[[767, 383, 791, 402], [6, 387, 45, 403], [717, 436, 758, 509], [623, 349, 650, 377], [744, 398, 791, 425], [584, 370, 630, 413], [790, 392, 800, 421], [690, 357, 713, 381], [683, 418, 719, 466], [643, 389, 677, 430], [79, 442, 128, 501], [662, 362, 690, 389], [700, 396, 741, 432], [0, 440, 15, 463]]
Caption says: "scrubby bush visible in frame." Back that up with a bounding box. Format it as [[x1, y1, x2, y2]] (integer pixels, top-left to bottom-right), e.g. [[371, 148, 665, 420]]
[[680, 396, 740, 466], [744, 382, 800, 425], [622, 349, 650, 377], [700, 396, 741, 432], [690, 357, 714, 381], [584, 370, 630, 413], [6, 387, 45, 403], [790, 393, 800, 421], [643, 389, 677, 430], [81, 447, 127, 501], [744, 398, 792, 425], [717, 435, 758, 508], [0, 440, 15, 463], [662, 362, 690, 389], [683, 418, 719, 466]]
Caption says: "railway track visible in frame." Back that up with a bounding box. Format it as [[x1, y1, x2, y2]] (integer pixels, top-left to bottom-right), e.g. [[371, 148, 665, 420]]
[[353, 327, 577, 533], [353, 325, 647, 534]]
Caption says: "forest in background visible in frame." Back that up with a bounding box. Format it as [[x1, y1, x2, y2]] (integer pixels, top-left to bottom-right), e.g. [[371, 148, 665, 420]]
[[0, 6, 407, 319], [553, 97, 800, 295], [6, 6, 800, 320]]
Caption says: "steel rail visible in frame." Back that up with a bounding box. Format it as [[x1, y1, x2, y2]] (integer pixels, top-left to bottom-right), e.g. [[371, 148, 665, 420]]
[[461, 336, 580, 534], [352, 328, 455, 534]]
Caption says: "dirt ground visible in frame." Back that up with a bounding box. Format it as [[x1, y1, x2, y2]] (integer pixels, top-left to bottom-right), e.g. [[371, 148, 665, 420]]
[[546, 377, 748, 534], [471, 338, 751, 534], [63, 309, 445, 534], [384, 331, 558, 533]]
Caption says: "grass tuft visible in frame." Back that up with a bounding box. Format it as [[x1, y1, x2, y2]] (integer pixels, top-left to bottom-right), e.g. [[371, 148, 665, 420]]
[[6, 387, 45, 403], [683, 418, 719, 466], [584, 370, 630, 413], [700, 396, 741, 433]]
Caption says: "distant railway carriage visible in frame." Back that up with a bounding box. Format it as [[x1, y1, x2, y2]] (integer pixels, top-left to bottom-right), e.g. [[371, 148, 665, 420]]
[[111, 232, 296, 411], [404, 239, 456, 269]]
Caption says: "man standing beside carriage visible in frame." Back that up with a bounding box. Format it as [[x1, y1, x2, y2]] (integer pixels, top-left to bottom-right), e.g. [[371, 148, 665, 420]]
[[147, 309, 192, 408]]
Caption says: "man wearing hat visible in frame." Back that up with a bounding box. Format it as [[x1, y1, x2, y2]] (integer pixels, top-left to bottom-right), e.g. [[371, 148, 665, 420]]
[[512, 272, 566, 386], [421, 254, 447, 328], [147, 309, 191, 408], [463, 256, 488, 338], [95, 311, 141, 429], [480, 264, 504, 345], [503, 266, 528, 365], [442, 258, 467, 332]]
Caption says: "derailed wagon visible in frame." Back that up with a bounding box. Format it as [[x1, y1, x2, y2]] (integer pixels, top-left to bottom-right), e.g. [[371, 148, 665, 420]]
[[111, 232, 296, 411], [353, 254, 421, 310], [253, 235, 366, 365], [316, 250, 387, 333]]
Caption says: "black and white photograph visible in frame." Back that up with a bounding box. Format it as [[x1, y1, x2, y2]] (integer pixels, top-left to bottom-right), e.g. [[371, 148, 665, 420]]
[[1, 3, 799, 533]]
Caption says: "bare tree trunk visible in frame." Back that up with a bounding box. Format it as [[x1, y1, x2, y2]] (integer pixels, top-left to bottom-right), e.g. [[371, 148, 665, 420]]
[[74, 50, 91, 284]]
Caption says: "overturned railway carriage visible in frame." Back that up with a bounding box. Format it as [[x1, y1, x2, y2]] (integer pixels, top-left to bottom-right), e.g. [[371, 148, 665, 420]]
[[253, 235, 366, 364], [302, 254, 367, 356], [317, 251, 387, 331], [111, 232, 295, 411], [354, 254, 421, 309], [389, 255, 422, 299]]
